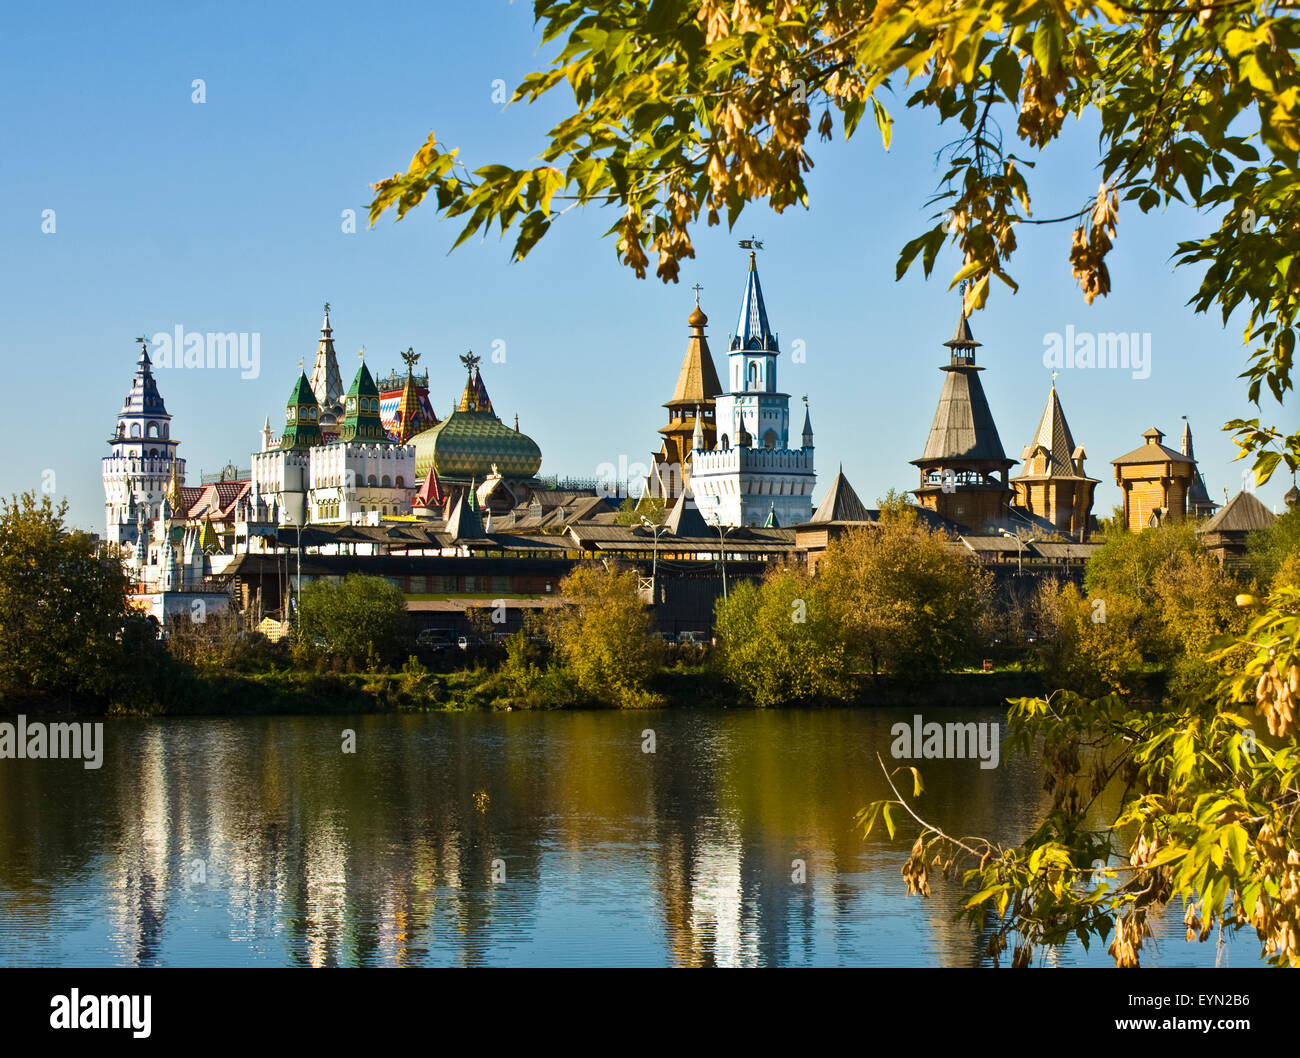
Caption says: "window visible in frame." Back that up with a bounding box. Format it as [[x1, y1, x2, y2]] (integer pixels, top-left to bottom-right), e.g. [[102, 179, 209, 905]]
[[130, 424, 141, 438], [396, 476, 405, 488], [763, 430, 777, 450], [381, 475, 391, 487], [368, 475, 377, 487], [720, 434, 730, 450], [748, 362, 759, 389]]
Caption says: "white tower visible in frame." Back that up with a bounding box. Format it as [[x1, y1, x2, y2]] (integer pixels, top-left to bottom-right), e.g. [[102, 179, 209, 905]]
[[688, 250, 816, 527], [103, 338, 185, 550]]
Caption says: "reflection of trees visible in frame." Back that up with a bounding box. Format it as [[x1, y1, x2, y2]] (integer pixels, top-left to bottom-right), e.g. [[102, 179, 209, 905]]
[[0, 708, 1237, 966]]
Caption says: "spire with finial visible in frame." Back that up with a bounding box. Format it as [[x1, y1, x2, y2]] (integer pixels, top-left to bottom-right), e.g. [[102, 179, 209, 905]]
[[308, 303, 344, 414], [395, 347, 425, 444], [801, 394, 814, 449], [731, 239, 776, 352]]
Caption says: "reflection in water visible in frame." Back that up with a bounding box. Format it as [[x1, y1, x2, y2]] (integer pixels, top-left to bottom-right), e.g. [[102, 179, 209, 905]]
[[0, 709, 1257, 967]]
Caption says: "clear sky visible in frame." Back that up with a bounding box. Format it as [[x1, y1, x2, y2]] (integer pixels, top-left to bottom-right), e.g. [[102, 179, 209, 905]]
[[2, 0, 1292, 532]]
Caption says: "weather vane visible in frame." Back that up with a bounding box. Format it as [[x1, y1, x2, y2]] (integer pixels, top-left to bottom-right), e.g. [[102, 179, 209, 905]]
[[738, 237, 764, 251], [460, 350, 481, 374], [323, 301, 331, 315], [136, 334, 149, 353], [401, 346, 420, 372]]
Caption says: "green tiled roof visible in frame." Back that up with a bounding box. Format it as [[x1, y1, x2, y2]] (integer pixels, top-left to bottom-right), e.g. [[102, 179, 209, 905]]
[[414, 409, 542, 481]]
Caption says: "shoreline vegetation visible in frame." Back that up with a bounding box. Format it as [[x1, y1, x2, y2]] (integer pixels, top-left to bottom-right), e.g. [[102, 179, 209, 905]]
[[3, 491, 1291, 719]]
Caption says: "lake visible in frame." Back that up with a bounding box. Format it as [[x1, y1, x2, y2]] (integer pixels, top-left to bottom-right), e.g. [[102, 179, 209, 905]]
[[0, 707, 1260, 967]]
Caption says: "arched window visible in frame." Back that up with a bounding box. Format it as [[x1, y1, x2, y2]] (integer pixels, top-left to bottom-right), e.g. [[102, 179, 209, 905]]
[[147, 422, 159, 438], [368, 475, 377, 487], [381, 475, 391, 488], [748, 362, 759, 389], [720, 434, 730, 450], [763, 430, 777, 450], [309, 407, 317, 420], [396, 475, 404, 488], [162, 423, 169, 438], [130, 424, 141, 438]]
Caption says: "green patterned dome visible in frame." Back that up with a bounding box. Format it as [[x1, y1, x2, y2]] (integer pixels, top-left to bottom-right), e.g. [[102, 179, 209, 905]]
[[414, 409, 542, 481]]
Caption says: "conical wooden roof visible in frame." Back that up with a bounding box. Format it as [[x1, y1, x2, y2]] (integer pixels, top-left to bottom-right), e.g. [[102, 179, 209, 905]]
[[913, 363, 1013, 467], [810, 467, 869, 523], [666, 305, 722, 410], [1197, 490, 1275, 534]]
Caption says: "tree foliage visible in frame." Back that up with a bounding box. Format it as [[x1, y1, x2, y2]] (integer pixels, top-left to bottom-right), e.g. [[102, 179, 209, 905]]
[[370, 0, 1300, 481], [713, 565, 851, 705], [1077, 520, 1249, 696], [297, 574, 411, 666], [818, 510, 992, 676], [545, 562, 663, 706], [0, 492, 163, 706], [864, 575, 1300, 968]]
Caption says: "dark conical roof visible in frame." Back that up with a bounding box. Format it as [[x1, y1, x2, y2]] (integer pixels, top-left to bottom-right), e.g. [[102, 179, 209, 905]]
[[1197, 490, 1275, 535], [944, 313, 981, 349], [663, 492, 711, 536], [913, 362, 1012, 466], [810, 467, 870, 523], [445, 492, 487, 540]]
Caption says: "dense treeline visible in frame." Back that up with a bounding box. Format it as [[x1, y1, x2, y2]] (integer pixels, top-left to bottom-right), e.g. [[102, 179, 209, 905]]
[[2, 488, 1296, 715]]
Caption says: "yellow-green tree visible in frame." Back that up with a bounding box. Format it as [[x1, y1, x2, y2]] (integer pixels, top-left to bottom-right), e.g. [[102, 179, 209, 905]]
[[713, 566, 850, 706], [546, 562, 662, 707], [818, 511, 992, 677]]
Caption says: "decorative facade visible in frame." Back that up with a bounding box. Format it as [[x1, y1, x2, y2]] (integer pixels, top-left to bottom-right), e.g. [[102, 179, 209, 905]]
[[687, 253, 816, 527]]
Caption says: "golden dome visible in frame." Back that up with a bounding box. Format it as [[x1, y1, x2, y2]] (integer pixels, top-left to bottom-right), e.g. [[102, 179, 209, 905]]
[[688, 304, 707, 328]]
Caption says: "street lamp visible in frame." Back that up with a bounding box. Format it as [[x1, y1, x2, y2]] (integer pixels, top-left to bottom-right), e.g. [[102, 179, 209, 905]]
[[640, 516, 670, 599], [998, 527, 1037, 575], [709, 516, 735, 600]]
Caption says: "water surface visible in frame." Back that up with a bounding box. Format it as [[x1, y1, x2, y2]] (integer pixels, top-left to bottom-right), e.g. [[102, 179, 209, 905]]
[[0, 708, 1257, 967]]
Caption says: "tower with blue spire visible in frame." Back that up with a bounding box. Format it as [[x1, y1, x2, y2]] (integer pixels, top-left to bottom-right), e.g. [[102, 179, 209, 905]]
[[103, 337, 186, 555], [688, 246, 816, 527]]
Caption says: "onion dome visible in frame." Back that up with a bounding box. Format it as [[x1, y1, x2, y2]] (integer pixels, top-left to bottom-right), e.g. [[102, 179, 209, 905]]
[[414, 358, 541, 482]]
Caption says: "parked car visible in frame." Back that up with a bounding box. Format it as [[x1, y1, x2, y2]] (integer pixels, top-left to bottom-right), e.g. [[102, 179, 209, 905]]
[[676, 631, 706, 645], [416, 629, 453, 651]]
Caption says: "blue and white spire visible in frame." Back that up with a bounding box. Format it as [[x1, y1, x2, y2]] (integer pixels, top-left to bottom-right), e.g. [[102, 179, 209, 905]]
[[730, 252, 778, 352], [688, 246, 815, 527]]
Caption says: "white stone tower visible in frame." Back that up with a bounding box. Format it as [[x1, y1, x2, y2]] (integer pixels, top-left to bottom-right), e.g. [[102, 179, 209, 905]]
[[687, 250, 816, 527], [103, 338, 185, 550]]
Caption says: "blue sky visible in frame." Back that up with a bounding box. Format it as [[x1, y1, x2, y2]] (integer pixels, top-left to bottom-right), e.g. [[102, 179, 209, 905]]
[[1, 0, 1292, 532]]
